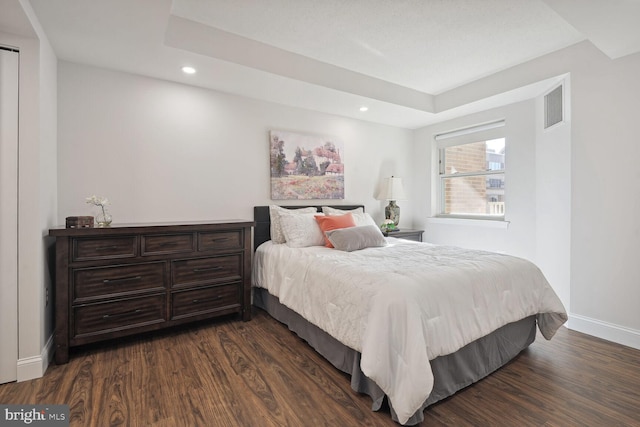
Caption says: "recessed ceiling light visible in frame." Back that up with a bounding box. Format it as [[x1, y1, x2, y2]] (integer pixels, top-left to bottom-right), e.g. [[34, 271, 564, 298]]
[[359, 106, 369, 112], [182, 66, 196, 74]]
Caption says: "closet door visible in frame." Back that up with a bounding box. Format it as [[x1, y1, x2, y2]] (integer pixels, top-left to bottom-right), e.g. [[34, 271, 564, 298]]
[[0, 47, 19, 384]]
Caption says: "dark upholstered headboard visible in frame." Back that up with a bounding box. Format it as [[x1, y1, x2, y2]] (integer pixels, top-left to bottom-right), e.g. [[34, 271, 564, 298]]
[[254, 205, 365, 251]]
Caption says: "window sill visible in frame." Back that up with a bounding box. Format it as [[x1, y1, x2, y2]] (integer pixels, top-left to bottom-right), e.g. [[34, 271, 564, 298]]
[[427, 216, 510, 229]]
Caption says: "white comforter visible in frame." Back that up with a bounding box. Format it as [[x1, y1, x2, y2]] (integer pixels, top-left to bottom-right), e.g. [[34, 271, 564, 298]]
[[252, 239, 567, 424]]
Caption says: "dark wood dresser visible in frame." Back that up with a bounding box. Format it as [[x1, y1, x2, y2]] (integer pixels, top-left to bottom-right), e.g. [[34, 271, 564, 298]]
[[49, 220, 254, 364]]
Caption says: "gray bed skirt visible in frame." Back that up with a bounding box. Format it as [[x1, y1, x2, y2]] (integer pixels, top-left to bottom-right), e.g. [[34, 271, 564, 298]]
[[253, 287, 536, 425]]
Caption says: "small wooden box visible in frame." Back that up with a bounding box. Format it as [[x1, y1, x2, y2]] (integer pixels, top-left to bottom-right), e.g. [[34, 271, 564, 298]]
[[66, 216, 94, 228]]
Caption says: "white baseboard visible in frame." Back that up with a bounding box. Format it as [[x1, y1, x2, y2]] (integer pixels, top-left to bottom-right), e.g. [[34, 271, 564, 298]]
[[16, 333, 54, 382], [568, 313, 640, 350]]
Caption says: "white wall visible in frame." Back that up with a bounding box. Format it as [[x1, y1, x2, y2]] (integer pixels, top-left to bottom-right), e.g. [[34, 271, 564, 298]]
[[412, 101, 539, 261], [57, 61, 414, 229], [569, 51, 640, 346], [0, 8, 58, 380], [535, 79, 572, 315], [413, 41, 640, 349], [38, 22, 57, 358]]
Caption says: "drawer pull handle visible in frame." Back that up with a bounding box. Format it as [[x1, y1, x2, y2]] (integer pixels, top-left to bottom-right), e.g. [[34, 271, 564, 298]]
[[103, 275, 142, 284], [95, 245, 120, 251], [103, 309, 142, 319], [193, 266, 223, 272], [211, 237, 229, 242], [192, 296, 224, 304], [160, 241, 178, 247]]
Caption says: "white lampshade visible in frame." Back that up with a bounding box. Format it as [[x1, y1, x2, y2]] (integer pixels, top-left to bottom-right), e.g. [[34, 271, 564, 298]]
[[376, 176, 406, 201]]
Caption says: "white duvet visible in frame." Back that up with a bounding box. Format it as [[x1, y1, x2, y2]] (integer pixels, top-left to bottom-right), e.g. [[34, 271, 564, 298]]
[[252, 238, 567, 424]]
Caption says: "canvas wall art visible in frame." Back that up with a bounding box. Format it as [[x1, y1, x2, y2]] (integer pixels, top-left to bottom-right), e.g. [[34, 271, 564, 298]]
[[270, 130, 344, 200]]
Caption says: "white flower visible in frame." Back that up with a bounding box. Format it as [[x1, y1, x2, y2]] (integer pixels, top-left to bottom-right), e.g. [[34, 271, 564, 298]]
[[85, 195, 109, 207]]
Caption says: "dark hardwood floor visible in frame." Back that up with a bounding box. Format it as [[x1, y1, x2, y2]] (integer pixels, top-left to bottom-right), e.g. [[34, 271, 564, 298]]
[[1, 308, 639, 426]]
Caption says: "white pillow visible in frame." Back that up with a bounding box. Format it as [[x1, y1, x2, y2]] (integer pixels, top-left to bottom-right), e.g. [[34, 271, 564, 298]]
[[280, 213, 325, 248], [325, 225, 387, 252], [357, 212, 378, 227], [322, 206, 376, 228], [322, 206, 364, 215], [269, 205, 317, 244]]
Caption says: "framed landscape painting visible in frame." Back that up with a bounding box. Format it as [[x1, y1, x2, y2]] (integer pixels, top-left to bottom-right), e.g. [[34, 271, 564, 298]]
[[270, 130, 344, 200]]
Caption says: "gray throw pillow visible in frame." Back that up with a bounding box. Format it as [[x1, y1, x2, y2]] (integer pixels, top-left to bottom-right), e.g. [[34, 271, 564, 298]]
[[325, 225, 387, 252]]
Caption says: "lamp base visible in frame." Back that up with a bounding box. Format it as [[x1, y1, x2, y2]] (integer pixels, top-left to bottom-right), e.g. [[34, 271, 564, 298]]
[[385, 200, 400, 226]]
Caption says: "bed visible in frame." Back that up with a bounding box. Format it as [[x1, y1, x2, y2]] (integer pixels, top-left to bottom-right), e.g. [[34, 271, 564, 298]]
[[252, 205, 567, 425]]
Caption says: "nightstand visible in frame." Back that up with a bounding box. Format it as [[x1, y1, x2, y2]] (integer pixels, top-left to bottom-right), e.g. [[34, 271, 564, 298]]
[[383, 229, 424, 242]]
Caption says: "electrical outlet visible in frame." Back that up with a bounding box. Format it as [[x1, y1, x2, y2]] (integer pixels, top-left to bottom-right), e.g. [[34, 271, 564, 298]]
[[46, 287, 49, 306]]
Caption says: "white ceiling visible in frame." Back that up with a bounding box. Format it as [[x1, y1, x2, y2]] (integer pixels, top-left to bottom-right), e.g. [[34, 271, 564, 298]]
[[18, 0, 640, 129], [171, 0, 586, 95]]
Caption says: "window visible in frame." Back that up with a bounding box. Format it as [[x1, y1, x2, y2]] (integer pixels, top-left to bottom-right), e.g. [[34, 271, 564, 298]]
[[436, 121, 506, 219]]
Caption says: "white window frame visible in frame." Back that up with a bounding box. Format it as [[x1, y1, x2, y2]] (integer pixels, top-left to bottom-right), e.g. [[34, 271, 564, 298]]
[[435, 120, 506, 221]]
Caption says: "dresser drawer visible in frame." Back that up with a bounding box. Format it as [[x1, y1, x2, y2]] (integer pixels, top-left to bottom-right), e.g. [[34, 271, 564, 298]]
[[73, 262, 166, 303], [142, 233, 194, 256], [73, 294, 166, 338], [171, 283, 241, 320], [172, 255, 242, 287], [72, 236, 137, 261], [198, 230, 243, 251]]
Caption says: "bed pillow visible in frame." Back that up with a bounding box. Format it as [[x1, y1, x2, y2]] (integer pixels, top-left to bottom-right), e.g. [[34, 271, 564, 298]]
[[314, 213, 357, 247], [269, 205, 317, 244], [322, 206, 377, 227], [325, 225, 388, 252], [322, 206, 364, 216], [280, 213, 325, 248], [356, 212, 378, 227]]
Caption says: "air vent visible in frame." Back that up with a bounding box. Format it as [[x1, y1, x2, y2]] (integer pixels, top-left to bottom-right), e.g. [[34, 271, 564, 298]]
[[544, 85, 563, 129]]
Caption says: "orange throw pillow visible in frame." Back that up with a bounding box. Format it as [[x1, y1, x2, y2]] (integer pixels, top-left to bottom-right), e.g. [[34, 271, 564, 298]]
[[315, 213, 357, 247]]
